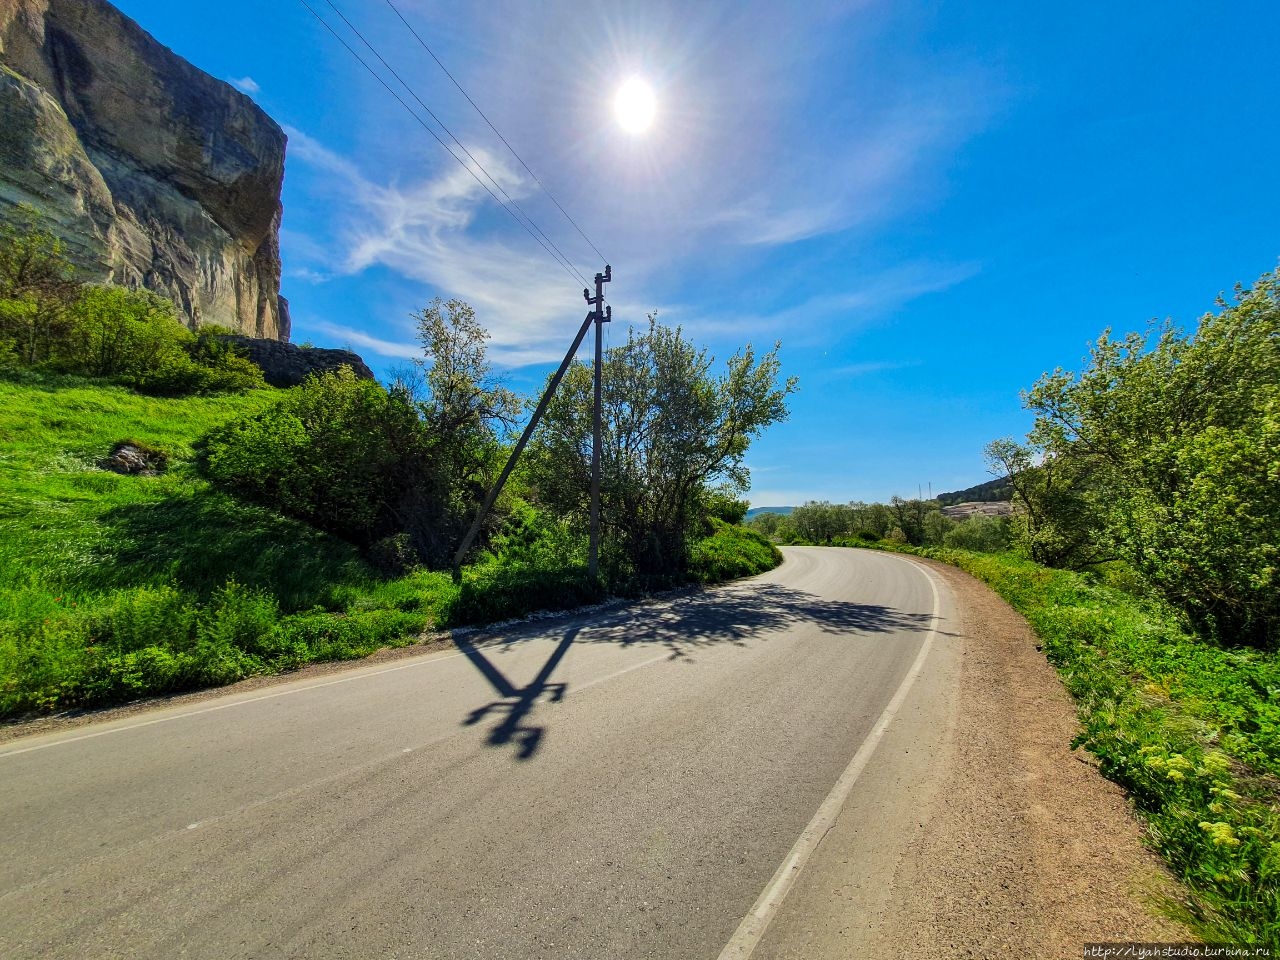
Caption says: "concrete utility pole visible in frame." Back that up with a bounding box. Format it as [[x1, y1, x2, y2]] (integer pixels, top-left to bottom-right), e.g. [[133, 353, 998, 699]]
[[452, 266, 611, 578], [586, 266, 611, 578]]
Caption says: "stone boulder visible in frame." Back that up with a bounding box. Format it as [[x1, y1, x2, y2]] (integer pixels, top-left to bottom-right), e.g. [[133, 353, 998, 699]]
[[221, 335, 375, 388], [99, 441, 166, 476], [0, 0, 288, 339]]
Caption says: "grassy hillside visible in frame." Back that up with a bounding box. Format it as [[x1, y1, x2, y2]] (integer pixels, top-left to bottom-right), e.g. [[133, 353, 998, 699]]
[[0, 371, 780, 717], [0, 371, 459, 715]]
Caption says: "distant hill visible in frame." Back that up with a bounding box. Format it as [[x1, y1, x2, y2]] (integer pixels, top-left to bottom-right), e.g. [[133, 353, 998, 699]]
[[936, 477, 1012, 506], [745, 506, 795, 520]]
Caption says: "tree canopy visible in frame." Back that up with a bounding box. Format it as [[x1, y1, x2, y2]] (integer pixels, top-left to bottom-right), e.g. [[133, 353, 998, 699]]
[[529, 317, 796, 579], [1007, 268, 1280, 646]]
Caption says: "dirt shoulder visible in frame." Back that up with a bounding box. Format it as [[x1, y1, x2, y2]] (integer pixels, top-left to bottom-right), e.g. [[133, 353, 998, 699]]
[[868, 554, 1190, 957]]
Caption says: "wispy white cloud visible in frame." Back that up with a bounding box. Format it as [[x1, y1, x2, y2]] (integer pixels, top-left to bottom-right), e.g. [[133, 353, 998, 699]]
[[284, 126, 591, 366], [303, 319, 420, 360], [285, 266, 333, 285], [674, 260, 981, 346], [826, 359, 919, 378], [230, 76, 260, 95], [279, 0, 997, 366]]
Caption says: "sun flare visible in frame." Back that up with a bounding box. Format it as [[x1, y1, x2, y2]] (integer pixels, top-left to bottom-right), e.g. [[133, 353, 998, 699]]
[[614, 77, 656, 135]]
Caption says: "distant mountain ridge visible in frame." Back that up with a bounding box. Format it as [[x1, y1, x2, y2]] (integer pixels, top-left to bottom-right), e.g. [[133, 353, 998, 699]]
[[936, 476, 1012, 506], [745, 506, 795, 520]]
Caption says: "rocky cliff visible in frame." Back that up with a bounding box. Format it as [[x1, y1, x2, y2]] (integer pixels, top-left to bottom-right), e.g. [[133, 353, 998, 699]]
[[0, 0, 289, 339]]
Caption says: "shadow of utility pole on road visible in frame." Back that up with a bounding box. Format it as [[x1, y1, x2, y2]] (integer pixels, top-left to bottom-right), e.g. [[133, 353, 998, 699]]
[[457, 626, 579, 761]]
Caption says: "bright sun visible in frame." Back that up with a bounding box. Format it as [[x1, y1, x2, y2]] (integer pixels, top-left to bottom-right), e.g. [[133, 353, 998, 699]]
[[614, 77, 656, 135]]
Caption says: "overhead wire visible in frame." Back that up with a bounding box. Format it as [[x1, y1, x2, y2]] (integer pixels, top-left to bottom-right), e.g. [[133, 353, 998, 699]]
[[321, 0, 591, 289], [382, 0, 610, 268], [297, 0, 591, 290]]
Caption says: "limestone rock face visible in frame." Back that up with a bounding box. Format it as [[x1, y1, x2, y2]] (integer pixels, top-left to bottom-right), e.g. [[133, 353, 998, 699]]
[[0, 0, 288, 339], [221, 336, 375, 389]]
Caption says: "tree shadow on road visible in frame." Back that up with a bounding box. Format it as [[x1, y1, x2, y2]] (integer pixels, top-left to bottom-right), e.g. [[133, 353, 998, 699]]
[[456, 582, 939, 761]]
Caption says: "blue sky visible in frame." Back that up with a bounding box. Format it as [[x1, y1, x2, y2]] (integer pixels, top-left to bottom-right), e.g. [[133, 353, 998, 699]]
[[114, 0, 1280, 506]]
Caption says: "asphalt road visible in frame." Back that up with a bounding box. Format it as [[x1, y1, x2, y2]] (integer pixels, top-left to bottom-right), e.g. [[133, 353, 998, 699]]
[[0, 547, 963, 959]]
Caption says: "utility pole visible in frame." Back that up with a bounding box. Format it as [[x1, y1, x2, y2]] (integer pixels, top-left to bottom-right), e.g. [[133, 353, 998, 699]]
[[451, 265, 611, 578], [586, 265, 611, 578]]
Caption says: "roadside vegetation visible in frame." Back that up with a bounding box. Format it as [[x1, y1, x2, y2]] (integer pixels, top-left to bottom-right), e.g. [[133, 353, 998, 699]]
[[0, 215, 793, 718], [753, 268, 1279, 944]]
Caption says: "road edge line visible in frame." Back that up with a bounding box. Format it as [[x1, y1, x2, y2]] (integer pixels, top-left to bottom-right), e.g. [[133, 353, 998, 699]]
[[716, 554, 944, 960]]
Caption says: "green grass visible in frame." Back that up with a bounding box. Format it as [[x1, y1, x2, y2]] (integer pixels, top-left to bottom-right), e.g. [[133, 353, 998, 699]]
[[0, 371, 780, 718], [871, 544, 1280, 945], [0, 370, 463, 714], [689, 518, 783, 584]]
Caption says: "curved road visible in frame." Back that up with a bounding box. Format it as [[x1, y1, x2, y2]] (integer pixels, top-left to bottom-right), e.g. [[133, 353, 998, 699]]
[[0, 547, 964, 959]]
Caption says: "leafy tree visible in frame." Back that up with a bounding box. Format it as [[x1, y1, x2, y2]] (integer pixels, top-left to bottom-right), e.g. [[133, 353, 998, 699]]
[[984, 438, 1112, 569], [703, 488, 750, 525], [529, 316, 796, 579], [848, 501, 893, 539], [397, 298, 519, 563], [1018, 268, 1280, 646], [0, 208, 79, 365], [889, 496, 930, 546], [922, 508, 955, 546], [203, 299, 520, 567], [789, 501, 849, 544], [748, 511, 787, 538]]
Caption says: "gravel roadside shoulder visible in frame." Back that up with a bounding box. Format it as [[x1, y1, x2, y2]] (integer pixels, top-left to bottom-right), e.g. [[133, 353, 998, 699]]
[[866, 554, 1190, 957]]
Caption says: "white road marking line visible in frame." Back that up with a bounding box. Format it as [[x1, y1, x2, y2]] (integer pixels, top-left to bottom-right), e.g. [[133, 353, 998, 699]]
[[717, 555, 944, 960], [0, 627, 678, 759], [0, 648, 474, 758]]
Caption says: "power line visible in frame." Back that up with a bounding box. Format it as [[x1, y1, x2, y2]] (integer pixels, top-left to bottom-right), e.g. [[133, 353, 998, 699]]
[[383, 0, 610, 268], [298, 0, 591, 289], [321, 0, 590, 289]]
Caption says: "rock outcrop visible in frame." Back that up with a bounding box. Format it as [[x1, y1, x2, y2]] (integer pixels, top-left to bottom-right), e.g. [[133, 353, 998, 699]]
[[0, 0, 288, 339], [221, 336, 375, 389]]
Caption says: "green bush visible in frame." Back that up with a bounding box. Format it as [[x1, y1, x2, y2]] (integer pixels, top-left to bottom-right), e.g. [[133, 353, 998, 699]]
[[60, 286, 184, 378], [1, 215, 264, 395], [447, 566, 604, 625], [197, 580, 280, 658], [481, 499, 583, 571], [91, 584, 195, 654], [275, 608, 429, 662], [943, 515, 1012, 552], [1017, 268, 1280, 645], [199, 368, 424, 547], [703, 489, 750, 525], [688, 518, 783, 584], [133, 345, 265, 396]]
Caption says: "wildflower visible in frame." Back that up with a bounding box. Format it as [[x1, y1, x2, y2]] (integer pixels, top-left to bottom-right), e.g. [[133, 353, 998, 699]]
[[1199, 821, 1241, 847], [1199, 753, 1232, 776]]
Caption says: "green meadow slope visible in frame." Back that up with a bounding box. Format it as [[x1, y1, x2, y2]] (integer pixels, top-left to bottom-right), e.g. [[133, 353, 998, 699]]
[[0, 371, 780, 717]]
